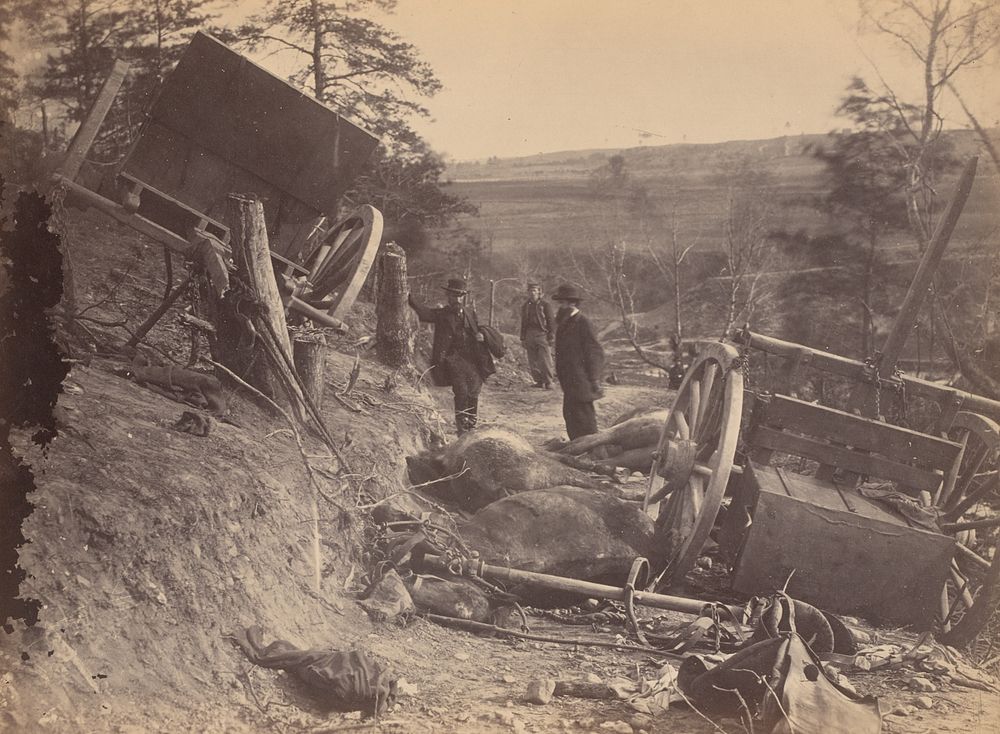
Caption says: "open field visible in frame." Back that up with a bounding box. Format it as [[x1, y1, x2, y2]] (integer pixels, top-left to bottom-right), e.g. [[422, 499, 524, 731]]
[[444, 131, 1000, 258]]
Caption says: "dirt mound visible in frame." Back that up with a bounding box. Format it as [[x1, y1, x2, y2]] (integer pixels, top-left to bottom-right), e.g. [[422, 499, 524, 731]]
[[2, 349, 438, 731]]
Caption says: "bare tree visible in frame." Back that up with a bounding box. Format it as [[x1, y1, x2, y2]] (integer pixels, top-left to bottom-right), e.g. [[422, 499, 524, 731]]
[[567, 156, 675, 371], [862, 0, 1000, 391], [719, 172, 775, 338], [631, 184, 697, 352], [862, 0, 999, 247]]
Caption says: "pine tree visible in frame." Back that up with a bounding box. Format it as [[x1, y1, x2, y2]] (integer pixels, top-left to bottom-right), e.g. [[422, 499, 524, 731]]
[[238, 0, 472, 240], [239, 0, 441, 154]]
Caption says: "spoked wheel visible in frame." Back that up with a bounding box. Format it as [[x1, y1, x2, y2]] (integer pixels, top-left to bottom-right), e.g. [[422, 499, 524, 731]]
[[937, 411, 1000, 647], [644, 342, 744, 588], [297, 205, 383, 319]]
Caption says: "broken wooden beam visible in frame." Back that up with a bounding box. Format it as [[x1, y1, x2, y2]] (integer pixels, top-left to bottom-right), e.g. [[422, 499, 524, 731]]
[[56, 60, 129, 184], [735, 329, 1000, 424], [53, 175, 194, 254], [878, 157, 978, 373]]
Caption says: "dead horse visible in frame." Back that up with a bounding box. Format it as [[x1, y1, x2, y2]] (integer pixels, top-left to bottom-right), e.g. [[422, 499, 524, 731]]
[[405, 429, 602, 512], [452, 486, 662, 606]]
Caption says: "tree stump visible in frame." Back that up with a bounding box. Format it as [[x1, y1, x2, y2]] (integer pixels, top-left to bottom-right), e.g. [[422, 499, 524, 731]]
[[203, 194, 299, 408], [375, 242, 412, 368], [294, 335, 327, 411]]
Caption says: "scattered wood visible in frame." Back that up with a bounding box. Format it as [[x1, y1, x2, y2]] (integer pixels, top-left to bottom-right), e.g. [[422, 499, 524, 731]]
[[177, 311, 215, 333], [125, 271, 194, 349]]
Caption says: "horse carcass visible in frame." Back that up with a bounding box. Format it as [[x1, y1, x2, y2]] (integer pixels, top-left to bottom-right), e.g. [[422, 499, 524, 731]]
[[405, 428, 601, 511], [557, 409, 668, 473]]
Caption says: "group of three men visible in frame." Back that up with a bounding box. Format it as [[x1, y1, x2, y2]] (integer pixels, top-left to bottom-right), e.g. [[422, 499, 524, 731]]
[[409, 278, 604, 439]]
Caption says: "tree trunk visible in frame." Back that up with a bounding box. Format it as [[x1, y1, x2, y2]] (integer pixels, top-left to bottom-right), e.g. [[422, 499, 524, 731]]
[[293, 335, 327, 411], [375, 242, 412, 368], [204, 195, 293, 404]]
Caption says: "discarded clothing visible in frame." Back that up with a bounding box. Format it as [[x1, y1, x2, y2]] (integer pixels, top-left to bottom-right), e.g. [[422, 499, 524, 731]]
[[679, 633, 881, 734], [858, 485, 939, 531], [232, 626, 396, 717], [607, 664, 679, 716]]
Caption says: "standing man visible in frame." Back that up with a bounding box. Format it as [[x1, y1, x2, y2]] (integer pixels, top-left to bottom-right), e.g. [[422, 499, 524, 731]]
[[520, 282, 555, 389], [552, 284, 605, 439], [409, 277, 494, 435]]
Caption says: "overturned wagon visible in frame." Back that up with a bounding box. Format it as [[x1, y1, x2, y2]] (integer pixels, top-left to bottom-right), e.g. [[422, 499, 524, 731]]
[[51, 31, 384, 328], [643, 158, 1000, 645]]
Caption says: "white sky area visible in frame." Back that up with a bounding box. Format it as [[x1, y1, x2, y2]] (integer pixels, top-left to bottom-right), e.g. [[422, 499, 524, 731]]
[[370, 0, 1000, 160], [15, 0, 1000, 161], [347, 0, 996, 161]]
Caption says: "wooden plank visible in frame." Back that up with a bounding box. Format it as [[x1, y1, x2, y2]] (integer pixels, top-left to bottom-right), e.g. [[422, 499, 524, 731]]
[[763, 395, 962, 471], [119, 173, 231, 243], [122, 122, 324, 261], [731, 464, 955, 626], [57, 60, 129, 183], [750, 426, 944, 493], [146, 32, 378, 215], [735, 329, 1000, 425], [878, 158, 978, 371]]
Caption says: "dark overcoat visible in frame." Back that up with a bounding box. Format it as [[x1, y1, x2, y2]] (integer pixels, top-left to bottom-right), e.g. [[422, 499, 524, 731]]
[[409, 295, 495, 386], [520, 298, 555, 342], [554, 311, 605, 401]]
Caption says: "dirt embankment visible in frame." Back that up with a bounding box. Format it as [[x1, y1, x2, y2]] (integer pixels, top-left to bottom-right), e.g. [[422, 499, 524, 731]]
[[2, 344, 441, 732]]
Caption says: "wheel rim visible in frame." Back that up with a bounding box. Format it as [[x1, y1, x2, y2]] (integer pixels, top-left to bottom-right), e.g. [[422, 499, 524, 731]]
[[939, 411, 1000, 646], [298, 205, 383, 316], [645, 342, 743, 587]]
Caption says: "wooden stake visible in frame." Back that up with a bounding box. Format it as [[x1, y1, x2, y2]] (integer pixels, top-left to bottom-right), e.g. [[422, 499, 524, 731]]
[[293, 336, 327, 411], [227, 195, 293, 358], [375, 243, 412, 368]]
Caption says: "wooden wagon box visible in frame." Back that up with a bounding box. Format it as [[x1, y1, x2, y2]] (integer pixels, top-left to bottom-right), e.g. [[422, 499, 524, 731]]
[[114, 32, 379, 264], [722, 462, 955, 626]]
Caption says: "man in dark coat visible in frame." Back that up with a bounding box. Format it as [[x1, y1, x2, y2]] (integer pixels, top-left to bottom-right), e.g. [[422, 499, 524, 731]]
[[409, 277, 494, 435], [552, 284, 605, 439], [520, 282, 555, 389]]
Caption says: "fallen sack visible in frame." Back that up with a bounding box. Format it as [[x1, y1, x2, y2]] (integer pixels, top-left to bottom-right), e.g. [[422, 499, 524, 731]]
[[231, 626, 396, 717], [678, 633, 881, 734]]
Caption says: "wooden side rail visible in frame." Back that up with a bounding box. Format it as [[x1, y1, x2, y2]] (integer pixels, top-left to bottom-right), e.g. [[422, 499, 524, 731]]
[[734, 329, 1000, 427], [747, 394, 963, 494], [118, 173, 231, 244]]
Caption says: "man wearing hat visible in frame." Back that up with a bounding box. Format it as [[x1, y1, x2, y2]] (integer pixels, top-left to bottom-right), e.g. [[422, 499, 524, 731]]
[[520, 282, 555, 389], [552, 284, 605, 439], [409, 277, 493, 435]]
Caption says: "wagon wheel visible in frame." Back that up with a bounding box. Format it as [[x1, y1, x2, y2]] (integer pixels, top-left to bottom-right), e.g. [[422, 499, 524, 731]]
[[644, 342, 744, 588], [296, 204, 383, 319], [937, 411, 1000, 647]]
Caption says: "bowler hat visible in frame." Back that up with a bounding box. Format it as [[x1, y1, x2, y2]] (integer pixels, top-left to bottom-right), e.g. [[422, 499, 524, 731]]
[[442, 277, 468, 294], [552, 284, 583, 302]]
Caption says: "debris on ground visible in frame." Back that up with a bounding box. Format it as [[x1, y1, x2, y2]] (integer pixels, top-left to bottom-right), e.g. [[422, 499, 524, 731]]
[[230, 626, 397, 718]]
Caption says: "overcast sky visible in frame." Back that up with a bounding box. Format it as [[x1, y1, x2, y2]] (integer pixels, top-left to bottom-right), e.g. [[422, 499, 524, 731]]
[[347, 0, 1000, 161]]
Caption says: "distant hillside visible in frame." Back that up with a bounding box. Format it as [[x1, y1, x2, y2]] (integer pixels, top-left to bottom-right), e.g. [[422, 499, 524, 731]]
[[442, 130, 999, 259]]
